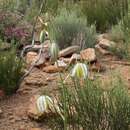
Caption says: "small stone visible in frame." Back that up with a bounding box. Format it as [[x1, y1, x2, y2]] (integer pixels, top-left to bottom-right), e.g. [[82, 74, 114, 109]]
[[46, 77, 56, 82], [29, 128, 41, 130], [80, 48, 96, 62], [60, 57, 71, 64], [43, 65, 64, 73], [54, 60, 67, 68]]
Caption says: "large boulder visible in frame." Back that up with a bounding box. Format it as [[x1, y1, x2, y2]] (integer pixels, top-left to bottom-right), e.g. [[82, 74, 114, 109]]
[[59, 46, 79, 57], [80, 48, 96, 62]]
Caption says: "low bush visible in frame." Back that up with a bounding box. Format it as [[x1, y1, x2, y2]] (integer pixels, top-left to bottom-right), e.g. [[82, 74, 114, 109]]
[[108, 22, 125, 42], [80, 0, 128, 32], [49, 9, 96, 49], [49, 77, 130, 130], [0, 47, 24, 95], [0, 11, 32, 46], [108, 16, 130, 59]]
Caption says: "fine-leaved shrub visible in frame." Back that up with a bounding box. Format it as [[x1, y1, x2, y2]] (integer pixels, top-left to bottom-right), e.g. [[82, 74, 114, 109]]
[[49, 77, 130, 130], [108, 22, 125, 42], [0, 47, 24, 95], [49, 9, 96, 49], [80, 0, 128, 32], [108, 13, 130, 59]]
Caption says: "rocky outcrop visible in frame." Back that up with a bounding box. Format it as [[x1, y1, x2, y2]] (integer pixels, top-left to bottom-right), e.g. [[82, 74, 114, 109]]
[[80, 48, 96, 62]]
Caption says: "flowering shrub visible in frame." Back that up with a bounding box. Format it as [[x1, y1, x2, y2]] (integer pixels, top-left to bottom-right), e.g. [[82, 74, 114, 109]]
[[0, 11, 31, 45], [4, 26, 30, 44]]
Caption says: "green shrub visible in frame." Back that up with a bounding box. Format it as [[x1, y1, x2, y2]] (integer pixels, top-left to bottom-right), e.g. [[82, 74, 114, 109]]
[[0, 47, 24, 95], [80, 0, 128, 32], [49, 77, 130, 130], [108, 22, 125, 42], [49, 9, 96, 49], [0, 0, 17, 11], [108, 17, 130, 59], [24, 0, 59, 22]]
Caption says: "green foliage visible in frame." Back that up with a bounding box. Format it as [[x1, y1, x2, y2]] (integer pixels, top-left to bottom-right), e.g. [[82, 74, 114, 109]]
[[0, 0, 17, 11], [49, 9, 96, 49], [49, 77, 130, 130], [108, 13, 130, 59], [108, 22, 125, 42], [80, 0, 128, 32], [0, 47, 24, 95], [24, 0, 59, 22]]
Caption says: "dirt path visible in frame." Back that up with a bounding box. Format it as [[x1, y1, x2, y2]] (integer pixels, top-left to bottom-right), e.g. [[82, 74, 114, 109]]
[[0, 68, 59, 130], [0, 60, 130, 130]]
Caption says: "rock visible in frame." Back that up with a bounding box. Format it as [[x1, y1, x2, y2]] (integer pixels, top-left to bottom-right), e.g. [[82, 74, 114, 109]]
[[34, 48, 50, 67], [90, 61, 106, 72], [27, 95, 42, 120], [69, 53, 81, 64], [54, 60, 67, 68], [0, 108, 2, 115], [80, 48, 96, 62], [60, 57, 71, 64], [46, 77, 56, 82], [26, 47, 50, 67], [43, 65, 64, 73], [29, 128, 41, 130], [26, 52, 38, 64], [59, 46, 79, 57], [98, 39, 115, 49], [95, 44, 111, 55]]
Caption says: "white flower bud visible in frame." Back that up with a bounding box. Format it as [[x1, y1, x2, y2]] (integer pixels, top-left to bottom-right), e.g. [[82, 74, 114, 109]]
[[50, 42, 59, 61], [36, 95, 53, 113], [71, 63, 88, 79], [39, 30, 46, 43]]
